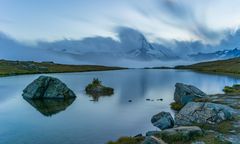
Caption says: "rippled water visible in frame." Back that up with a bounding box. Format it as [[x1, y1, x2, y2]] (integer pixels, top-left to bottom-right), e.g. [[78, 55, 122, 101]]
[[0, 69, 240, 144]]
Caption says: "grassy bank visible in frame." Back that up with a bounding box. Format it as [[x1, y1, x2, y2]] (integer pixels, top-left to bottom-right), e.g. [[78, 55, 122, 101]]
[[175, 58, 240, 75], [0, 60, 126, 77]]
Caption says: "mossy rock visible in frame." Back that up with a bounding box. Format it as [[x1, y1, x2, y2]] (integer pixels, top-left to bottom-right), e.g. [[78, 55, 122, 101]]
[[157, 126, 203, 143], [85, 78, 114, 100]]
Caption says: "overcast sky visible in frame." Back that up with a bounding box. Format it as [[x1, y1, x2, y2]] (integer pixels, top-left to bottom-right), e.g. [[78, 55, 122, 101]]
[[1, 0, 240, 44]]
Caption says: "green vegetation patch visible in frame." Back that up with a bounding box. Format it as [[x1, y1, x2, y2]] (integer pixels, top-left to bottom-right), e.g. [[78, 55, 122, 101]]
[[170, 102, 184, 111], [107, 136, 144, 144], [223, 84, 240, 94]]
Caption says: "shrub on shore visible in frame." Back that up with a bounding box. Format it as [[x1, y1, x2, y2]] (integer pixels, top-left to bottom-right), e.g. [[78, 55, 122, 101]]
[[107, 136, 144, 144], [170, 102, 184, 111], [223, 84, 240, 94]]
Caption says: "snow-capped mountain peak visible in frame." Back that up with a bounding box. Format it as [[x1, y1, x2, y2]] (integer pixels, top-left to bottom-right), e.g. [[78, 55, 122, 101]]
[[127, 35, 171, 60], [189, 48, 240, 61]]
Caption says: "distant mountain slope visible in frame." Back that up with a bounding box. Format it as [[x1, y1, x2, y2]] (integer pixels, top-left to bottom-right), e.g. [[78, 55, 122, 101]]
[[175, 58, 240, 75], [189, 48, 240, 61], [0, 59, 125, 77]]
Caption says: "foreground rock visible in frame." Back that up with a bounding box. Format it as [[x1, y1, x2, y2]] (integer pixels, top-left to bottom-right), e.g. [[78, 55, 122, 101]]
[[85, 78, 114, 98], [146, 126, 203, 143], [151, 112, 174, 130], [174, 83, 207, 105], [175, 102, 235, 125], [142, 136, 166, 144], [159, 126, 203, 139], [22, 76, 76, 99]]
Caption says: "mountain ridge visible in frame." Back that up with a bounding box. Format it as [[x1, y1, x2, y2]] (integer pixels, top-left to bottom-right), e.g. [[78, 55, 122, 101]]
[[189, 48, 240, 61]]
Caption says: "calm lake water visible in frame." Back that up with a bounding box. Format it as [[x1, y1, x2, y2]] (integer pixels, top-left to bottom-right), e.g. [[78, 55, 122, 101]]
[[0, 69, 240, 144]]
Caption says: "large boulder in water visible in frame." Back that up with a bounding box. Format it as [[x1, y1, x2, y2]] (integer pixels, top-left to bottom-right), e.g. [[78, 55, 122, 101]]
[[22, 76, 76, 99], [175, 102, 235, 125], [151, 112, 174, 130], [174, 83, 207, 105]]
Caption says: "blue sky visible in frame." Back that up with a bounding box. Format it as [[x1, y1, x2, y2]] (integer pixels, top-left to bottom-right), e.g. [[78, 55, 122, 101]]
[[1, 0, 240, 44]]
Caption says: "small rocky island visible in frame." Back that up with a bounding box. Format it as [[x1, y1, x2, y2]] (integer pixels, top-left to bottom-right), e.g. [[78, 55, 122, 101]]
[[85, 78, 114, 101], [109, 83, 240, 144], [22, 76, 76, 99]]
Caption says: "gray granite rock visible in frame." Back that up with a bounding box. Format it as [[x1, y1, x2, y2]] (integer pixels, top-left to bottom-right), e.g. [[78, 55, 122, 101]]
[[146, 126, 203, 143], [175, 102, 235, 125], [142, 136, 166, 144], [22, 76, 76, 99], [174, 83, 207, 105], [146, 131, 161, 136], [151, 112, 174, 130], [160, 126, 203, 140]]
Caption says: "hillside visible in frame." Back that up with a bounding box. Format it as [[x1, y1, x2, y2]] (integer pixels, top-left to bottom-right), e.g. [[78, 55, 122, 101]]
[[175, 58, 240, 75], [0, 60, 125, 77]]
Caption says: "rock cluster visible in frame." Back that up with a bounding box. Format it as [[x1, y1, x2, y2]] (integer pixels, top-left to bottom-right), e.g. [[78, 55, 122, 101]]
[[146, 82, 240, 144]]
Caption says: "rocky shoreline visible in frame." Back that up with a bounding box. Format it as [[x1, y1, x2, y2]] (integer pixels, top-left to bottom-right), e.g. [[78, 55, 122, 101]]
[[109, 83, 240, 144], [20, 75, 240, 143]]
